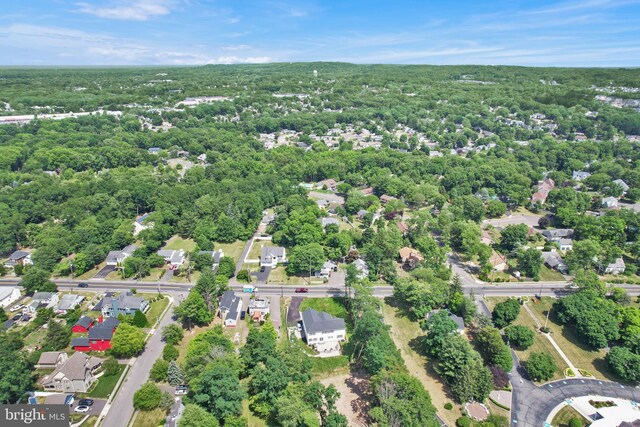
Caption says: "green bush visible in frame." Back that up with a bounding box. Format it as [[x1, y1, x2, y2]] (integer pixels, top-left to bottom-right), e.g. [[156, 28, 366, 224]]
[[444, 402, 453, 410], [456, 416, 471, 427], [163, 344, 179, 361], [569, 417, 583, 427], [133, 382, 161, 411]]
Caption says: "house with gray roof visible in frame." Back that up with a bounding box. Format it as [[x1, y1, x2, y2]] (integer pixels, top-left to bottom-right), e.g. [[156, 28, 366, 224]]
[[219, 290, 237, 316], [572, 171, 591, 181], [27, 292, 59, 313], [542, 251, 568, 273], [99, 291, 148, 317], [224, 297, 243, 328], [157, 249, 185, 267], [3, 250, 32, 268], [54, 294, 85, 314], [198, 249, 224, 270], [605, 258, 626, 275], [300, 308, 346, 350], [542, 229, 574, 242], [320, 217, 340, 229], [613, 179, 630, 195], [106, 244, 138, 266], [36, 351, 68, 369], [260, 246, 287, 268], [40, 352, 103, 393]]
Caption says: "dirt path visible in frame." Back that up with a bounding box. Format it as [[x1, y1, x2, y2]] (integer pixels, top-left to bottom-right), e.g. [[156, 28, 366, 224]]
[[320, 371, 371, 427], [381, 303, 461, 426]]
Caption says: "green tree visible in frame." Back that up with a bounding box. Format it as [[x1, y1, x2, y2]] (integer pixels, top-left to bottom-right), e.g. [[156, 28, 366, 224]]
[[568, 417, 583, 427], [162, 324, 184, 345], [524, 352, 557, 381], [421, 311, 459, 357], [0, 348, 32, 404], [194, 270, 228, 311], [132, 310, 149, 328], [110, 323, 145, 358], [103, 357, 120, 376], [175, 291, 212, 328], [605, 346, 640, 382], [500, 224, 529, 252], [149, 358, 169, 382], [504, 325, 534, 349], [167, 360, 185, 386], [133, 382, 162, 411], [192, 252, 213, 271], [179, 404, 220, 427], [123, 256, 151, 279], [163, 344, 179, 361], [217, 256, 236, 278], [287, 243, 326, 275], [475, 326, 513, 372], [516, 248, 543, 280], [192, 362, 246, 420], [492, 299, 521, 329], [43, 319, 71, 351], [21, 267, 56, 294]]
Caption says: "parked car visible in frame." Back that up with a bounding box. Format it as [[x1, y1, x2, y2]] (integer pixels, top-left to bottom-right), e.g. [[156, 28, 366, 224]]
[[10, 304, 24, 312], [175, 385, 188, 395], [64, 395, 74, 406], [74, 405, 89, 413], [78, 399, 94, 407], [78, 283, 89, 288], [295, 287, 309, 293], [566, 283, 579, 290]]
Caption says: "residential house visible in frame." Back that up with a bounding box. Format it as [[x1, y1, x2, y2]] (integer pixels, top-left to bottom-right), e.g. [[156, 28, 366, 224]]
[[399, 247, 423, 269], [300, 308, 346, 352], [218, 290, 237, 318], [133, 213, 153, 236], [532, 178, 555, 205], [320, 217, 340, 229], [359, 187, 374, 196], [157, 249, 185, 268], [225, 297, 243, 328], [542, 229, 574, 242], [605, 258, 626, 275], [4, 250, 33, 268], [315, 261, 337, 279], [559, 238, 573, 252], [0, 287, 21, 308], [316, 199, 330, 210], [356, 209, 368, 220], [396, 222, 409, 235], [602, 197, 619, 209], [27, 292, 59, 313], [98, 292, 149, 317], [197, 153, 207, 163], [352, 259, 369, 279], [40, 352, 103, 393], [613, 179, 630, 195], [489, 251, 508, 272], [427, 310, 465, 334], [54, 294, 85, 314], [317, 178, 337, 192], [197, 249, 224, 270], [260, 246, 287, 268], [72, 316, 94, 333], [72, 317, 120, 352], [380, 194, 398, 204], [148, 147, 161, 154], [248, 299, 270, 323], [35, 351, 68, 369], [106, 244, 138, 266], [572, 171, 592, 181], [542, 251, 568, 274]]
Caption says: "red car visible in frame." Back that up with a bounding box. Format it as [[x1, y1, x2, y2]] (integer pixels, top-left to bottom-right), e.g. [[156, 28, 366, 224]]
[[295, 287, 309, 293]]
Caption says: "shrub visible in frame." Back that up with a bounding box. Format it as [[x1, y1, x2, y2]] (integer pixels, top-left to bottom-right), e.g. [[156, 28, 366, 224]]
[[236, 269, 251, 282], [569, 417, 583, 427], [444, 403, 453, 410], [103, 357, 120, 376], [133, 382, 162, 411], [456, 416, 471, 427], [150, 359, 169, 382], [163, 344, 179, 361]]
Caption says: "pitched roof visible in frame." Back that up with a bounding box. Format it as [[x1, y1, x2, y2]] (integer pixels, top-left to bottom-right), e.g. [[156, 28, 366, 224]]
[[301, 308, 345, 334], [261, 246, 286, 259], [225, 297, 242, 322], [89, 325, 114, 340], [8, 250, 29, 261], [32, 292, 54, 301], [101, 316, 120, 329], [56, 294, 84, 311], [399, 247, 423, 261], [41, 352, 103, 384], [219, 290, 236, 312], [72, 337, 90, 347], [37, 351, 65, 366], [74, 316, 94, 330]]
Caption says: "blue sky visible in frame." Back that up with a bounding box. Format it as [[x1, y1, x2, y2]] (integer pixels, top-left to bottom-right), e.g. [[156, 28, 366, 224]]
[[1, 0, 639, 66]]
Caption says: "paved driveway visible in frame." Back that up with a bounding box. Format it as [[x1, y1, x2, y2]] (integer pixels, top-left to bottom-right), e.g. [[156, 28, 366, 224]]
[[94, 265, 116, 279], [254, 266, 271, 284], [70, 398, 106, 416], [287, 296, 304, 327], [269, 296, 281, 331]]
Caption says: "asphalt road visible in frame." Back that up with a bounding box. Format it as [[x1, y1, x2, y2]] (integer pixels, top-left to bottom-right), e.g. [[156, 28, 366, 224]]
[[101, 297, 176, 427]]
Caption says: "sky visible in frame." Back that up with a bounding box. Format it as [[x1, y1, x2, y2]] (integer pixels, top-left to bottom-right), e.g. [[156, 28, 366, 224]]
[[1, 0, 640, 66]]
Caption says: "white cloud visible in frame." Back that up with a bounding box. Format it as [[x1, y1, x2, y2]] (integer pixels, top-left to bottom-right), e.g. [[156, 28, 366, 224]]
[[75, 0, 176, 21]]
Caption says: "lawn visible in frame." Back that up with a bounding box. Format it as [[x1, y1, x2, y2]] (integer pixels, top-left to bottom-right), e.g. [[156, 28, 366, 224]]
[[133, 408, 167, 427], [143, 295, 170, 327], [76, 262, 105, 280], [485, 297, 569, 381], [87, 364, 125, 398], [248, 240, 276, 260], [527, 297, 612, 380], [164, 236, 197, 252], [311, 355, 349, 377], [214, 240, 246, 263], [266, 267, 307, 285], [299, 297, 348, 320], [381, 301, 462, 427], [139, 267, 166, 282], [23, 327, 47, 349], [551, 405, 591, 427], [538, 266, 566, 281], [242, 399, 269, 427]]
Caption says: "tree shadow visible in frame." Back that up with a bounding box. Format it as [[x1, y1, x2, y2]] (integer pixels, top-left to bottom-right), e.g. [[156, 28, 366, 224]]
[[345, 367, 373, 425], [408, 335, 460, 403]]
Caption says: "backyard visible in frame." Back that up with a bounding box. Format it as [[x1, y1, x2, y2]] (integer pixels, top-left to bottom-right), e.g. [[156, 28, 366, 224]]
[[87, 364, 125, 398], [164, 236, 197, 252], [140, 295, 170, 327], [133, 408, 167, 427], [214, 240, 246, 263], [299, 297, 348, 320]]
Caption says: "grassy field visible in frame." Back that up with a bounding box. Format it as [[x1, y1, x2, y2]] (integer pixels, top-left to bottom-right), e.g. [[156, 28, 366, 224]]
[[299, 297, 348, 319], [164, 236, 197, 252], [311, 355, 350, 377], [381, 301, 462, 427], [485, 298, 569, 382], [76, 262, 105, 280], [539, 266, 566, 281], [214, 240, 246, 263], [248, 240, 276, 260], [527, 297, 612, 380], [23, 327, 46, 349], [143, 296, 170, 327], [133, 408, 167, 427], [266, 267, 307, 285], [88, 364, 125, 398], [551, 405, 591, 426], [242, 399, 269, 427], [139, 267, 165, 282]]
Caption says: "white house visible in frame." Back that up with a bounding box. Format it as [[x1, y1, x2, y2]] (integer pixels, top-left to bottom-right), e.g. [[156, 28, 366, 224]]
[[133, 213, 153, 236], [54, 294, 85, 314], [105, 244, 138, 266], [4, 250, 33, 268], [572, 171, 591, 181], [613, 179, 630, 195], [157, 249, 185, 267], [248, 299, 270, 322], [352, 259, 369, 279], [27, 292, 59, 313], [301, 308, 346, 352], [224, 297, 243, 328], [559, 238, 573, 252], [315, 261, 337, 279], [320, 217, 340, 228], [260, 246, 287, 268], [40, 352, 103, 393], [0, 287, 21, 308], [602, 197, 619, 209], [605, 258, 626, 275]]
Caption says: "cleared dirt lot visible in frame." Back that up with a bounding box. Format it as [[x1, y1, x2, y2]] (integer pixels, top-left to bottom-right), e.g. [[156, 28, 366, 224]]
[[483, 212, 543, 229], [320, 370, 371, 427]]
